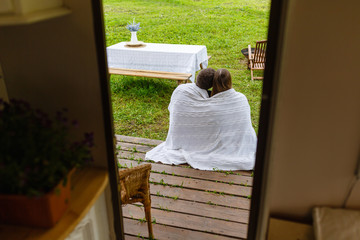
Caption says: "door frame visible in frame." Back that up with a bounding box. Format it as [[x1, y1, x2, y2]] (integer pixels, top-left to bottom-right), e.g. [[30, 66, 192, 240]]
[[90, 0, 125, 239], [90, 0, 287, 239], [248, 0, 288, 239]]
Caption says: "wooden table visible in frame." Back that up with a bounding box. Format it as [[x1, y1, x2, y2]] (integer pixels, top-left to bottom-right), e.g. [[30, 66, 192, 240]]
[[107, 42, 209, 84]]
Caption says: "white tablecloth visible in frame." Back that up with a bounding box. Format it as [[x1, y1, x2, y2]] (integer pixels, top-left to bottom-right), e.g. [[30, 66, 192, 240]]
[[106, 42, 208, 82]]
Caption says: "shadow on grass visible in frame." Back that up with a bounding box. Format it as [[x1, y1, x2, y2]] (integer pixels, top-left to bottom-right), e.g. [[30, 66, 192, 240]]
[[110, 75, 177, 98], [110, 75, 176, 140]]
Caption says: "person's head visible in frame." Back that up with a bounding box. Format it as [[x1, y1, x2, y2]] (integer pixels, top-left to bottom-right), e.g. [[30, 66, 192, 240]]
[[196, 68, 216, 90], [211, 68, 232, 96]]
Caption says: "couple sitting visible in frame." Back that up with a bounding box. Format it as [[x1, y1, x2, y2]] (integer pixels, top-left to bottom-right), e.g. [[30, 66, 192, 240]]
[[145, 68, 257, 171]]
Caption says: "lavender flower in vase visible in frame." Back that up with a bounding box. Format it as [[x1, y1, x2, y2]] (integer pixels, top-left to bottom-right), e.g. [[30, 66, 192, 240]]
[[126, 18, 141, 43]]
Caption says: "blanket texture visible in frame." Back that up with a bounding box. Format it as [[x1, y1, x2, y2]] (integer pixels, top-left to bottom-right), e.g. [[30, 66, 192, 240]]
[[145, 83, 257, 170]]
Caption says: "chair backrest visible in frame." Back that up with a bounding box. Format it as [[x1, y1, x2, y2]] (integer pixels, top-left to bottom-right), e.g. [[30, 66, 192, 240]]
[[253, 40, 267, 65], [118, 164, 152, 203]]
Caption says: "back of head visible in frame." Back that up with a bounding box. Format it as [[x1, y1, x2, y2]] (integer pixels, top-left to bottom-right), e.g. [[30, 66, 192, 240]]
[[211, 68, 232, 96], [196, 68, 216, 90]]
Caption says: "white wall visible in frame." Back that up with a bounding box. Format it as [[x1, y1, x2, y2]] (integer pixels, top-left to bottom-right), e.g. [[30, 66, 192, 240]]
[[0, 0, 117, 237], [0, 0, 109, 168], [265, 0, 360, 222]]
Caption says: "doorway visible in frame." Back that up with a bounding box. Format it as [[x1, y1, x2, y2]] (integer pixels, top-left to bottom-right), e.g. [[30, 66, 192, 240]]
[[92, 0, 281, 239]]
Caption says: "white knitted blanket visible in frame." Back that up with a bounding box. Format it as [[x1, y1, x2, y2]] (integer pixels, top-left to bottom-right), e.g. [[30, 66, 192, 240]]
[[145, 83, 257, 171]]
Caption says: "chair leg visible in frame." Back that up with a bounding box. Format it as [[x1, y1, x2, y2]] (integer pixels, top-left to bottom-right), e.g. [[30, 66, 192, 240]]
[[249, 60, 254, 81], [144, 201, 154, 239]]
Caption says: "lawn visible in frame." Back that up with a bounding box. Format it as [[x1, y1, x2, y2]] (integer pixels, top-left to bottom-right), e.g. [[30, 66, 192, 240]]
[[103, 0, 270, 140]]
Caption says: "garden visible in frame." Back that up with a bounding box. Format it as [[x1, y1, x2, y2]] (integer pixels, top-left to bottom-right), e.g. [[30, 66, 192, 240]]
[[103, 0, 270, 140]]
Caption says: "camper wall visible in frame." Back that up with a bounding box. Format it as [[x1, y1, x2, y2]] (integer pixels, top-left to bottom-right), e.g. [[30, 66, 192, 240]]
[[0, 0, 110, 168], [266, 0, 360, 221]]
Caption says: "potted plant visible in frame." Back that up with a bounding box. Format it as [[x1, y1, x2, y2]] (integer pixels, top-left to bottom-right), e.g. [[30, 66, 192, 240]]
[[126, 18, 141, 44], [0, 99, 94, 228]]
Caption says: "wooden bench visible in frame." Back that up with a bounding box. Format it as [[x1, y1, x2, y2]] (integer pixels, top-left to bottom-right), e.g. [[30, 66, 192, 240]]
[[109, 56, 211, 85], [108, 68, 192, 85]]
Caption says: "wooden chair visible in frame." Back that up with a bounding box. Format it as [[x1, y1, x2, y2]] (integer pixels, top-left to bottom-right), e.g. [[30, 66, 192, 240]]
[[118, 164, 154, 239], [248, 40, 267, 81]]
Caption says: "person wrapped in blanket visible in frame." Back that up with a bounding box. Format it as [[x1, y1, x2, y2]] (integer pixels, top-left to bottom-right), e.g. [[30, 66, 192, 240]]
[[145, 68, 257, 171]]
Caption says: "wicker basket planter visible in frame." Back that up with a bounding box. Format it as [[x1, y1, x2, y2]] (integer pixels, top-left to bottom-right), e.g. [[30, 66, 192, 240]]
[[0, 100, 93, 228], [0, 169, 74, 228]]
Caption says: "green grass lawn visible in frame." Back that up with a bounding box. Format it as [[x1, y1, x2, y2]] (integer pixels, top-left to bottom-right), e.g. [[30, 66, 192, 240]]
[[103, 0, 270, 140]]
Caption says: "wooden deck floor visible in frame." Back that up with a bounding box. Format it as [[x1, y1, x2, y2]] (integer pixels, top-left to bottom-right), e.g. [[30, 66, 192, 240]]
[[116, 135, 253, 240]]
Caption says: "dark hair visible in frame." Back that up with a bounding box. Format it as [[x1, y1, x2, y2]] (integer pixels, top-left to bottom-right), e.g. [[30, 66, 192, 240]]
[[196, 68, 216, 90], [211, 69, 232, 96]]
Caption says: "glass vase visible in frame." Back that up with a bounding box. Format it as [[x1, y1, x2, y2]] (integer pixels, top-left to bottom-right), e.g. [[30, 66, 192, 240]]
[[131, 31, 138, 43]]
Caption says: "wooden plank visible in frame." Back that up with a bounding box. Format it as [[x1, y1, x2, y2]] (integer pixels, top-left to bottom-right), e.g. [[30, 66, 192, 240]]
[[116, 135, 253, 177], [109, 67, 192, 77], [123, 218, 238, 240], [125, 235, 143, 240], [150, 185, 251, 210], [117, 134, 253, 239], [118, 158, 253, 186], [116, 142, 154, 153], [147, 171, 252, 197], [150, 195, 249, 223], [123, 204, 248, 239], [116, 134, 163, 146], [0, 168, 109, 240], [117, 150, 252, 177], [109, 68, 192, 81]]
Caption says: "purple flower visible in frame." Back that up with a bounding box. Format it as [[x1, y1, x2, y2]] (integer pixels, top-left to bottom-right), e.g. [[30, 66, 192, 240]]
[[84, 156, 94, 163], [44, 119, 53, 127], [10, 99, 30, 109], [56, 111, 63, 121], [35, 108, 48, 118], [83, 132, 95, 148], [71, 120, 79, 127], [19, 178, 26, 187], [0, 99, 94, 196]]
